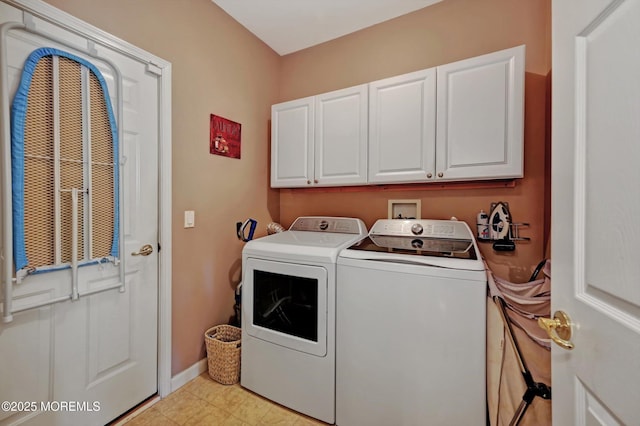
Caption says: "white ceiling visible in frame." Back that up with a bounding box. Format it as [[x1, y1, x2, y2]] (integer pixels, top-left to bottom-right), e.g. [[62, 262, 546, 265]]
[[211, 0, 443, 56]]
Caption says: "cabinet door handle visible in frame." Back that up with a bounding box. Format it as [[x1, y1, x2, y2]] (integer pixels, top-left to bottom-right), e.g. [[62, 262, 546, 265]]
[[306, 180, 311, 185], [437, 172, 444, 178], [426, 173, 433, 178], [314, 179, 318, 184]]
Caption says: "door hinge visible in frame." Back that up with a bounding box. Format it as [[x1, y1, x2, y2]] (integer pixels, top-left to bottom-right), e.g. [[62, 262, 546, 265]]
[[146, 62, 162, 76]]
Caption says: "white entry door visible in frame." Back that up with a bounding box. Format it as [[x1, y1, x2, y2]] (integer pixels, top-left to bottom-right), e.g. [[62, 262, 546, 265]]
[[552, 0, 640, 424], [0, 4, 159, 425]]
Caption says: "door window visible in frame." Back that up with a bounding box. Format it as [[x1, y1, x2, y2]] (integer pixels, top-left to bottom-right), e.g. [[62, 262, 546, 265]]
[[244, 258, 328, 357], [253, 270, 318, 342]]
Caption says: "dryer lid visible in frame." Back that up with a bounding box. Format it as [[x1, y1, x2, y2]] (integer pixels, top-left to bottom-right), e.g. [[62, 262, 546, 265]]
[[243, 217, 368, 262]]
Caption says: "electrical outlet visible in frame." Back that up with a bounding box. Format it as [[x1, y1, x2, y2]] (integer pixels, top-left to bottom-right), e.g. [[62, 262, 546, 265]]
[[184, 210, 195, 228]]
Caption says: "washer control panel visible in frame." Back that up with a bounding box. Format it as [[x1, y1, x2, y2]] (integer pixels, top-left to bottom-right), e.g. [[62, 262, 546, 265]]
[[369, 219, 473, 241]]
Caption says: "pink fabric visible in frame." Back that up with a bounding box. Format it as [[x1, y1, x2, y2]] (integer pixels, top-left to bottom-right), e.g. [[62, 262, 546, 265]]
[[486, 261, 552, 426], [486, 261, 551, 349]]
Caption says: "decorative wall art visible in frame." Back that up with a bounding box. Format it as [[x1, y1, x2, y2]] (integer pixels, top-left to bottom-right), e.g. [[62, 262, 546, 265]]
[[210, 114, 241, 159]]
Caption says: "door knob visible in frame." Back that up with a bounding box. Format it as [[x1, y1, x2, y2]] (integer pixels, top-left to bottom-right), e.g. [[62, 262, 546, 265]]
[[132, 244, 154, 256], [538, 310, 574, 350]]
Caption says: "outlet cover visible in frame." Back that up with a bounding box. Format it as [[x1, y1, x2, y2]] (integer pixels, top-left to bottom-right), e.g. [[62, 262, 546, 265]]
[[388, 199, 421, 220]]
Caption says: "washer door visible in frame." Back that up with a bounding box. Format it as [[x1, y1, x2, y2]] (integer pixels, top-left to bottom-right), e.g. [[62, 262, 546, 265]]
[[243, 257, 328, 357]]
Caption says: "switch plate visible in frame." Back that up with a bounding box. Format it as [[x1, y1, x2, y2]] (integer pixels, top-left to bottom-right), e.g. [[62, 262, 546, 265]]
[[184, 210, 195, 228]]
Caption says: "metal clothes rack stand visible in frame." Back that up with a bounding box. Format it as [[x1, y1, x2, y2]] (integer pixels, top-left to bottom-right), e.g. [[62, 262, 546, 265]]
[[491, 259, 551, 426]]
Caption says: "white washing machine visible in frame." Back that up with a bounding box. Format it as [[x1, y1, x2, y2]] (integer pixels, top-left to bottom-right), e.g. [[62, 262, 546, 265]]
[[241, 216, 367, 424], [336, 219, 487, 426]]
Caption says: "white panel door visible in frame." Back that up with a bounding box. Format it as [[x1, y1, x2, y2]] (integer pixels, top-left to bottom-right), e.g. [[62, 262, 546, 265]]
[[436, 45, 524, 181], [552, 0, 640, 424], [0, 7, 158, 426], [271, 97, 314, 188], [314, 84, 367, 186], [368, 68, 436, 184]]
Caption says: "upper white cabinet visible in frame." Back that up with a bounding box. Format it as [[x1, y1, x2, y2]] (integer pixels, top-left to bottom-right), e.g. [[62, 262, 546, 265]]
[[271, 85, 368, 188], [368, 69, 437, 184], [271, 45, 525, 188], [271, 97, 314, 187], [435, 45, 525, 180], [315, 85, 368, 186]]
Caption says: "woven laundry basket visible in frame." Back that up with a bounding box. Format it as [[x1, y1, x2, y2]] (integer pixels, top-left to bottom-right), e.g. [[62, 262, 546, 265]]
[[204, 325, 241, 385]]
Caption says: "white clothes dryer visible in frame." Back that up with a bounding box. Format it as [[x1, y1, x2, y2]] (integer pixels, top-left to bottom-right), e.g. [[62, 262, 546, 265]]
[[336, 219, 487, 426], [241, 217, 367, 424]]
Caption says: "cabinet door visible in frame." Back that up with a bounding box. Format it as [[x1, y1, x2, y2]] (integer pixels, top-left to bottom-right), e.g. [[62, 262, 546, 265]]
[[271, 97, 314, 188], [315, 85, 368, 186], [436, 45, 525, 181], [368, 68, 436, 184]]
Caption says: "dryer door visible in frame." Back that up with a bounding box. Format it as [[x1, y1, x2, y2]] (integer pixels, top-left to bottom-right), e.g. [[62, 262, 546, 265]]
[[243, 257, 328, 356]]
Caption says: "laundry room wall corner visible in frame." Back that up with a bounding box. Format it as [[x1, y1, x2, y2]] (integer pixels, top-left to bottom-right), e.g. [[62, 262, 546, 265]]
[[278, 0, 552, 283], [42, 0, 282, 376]]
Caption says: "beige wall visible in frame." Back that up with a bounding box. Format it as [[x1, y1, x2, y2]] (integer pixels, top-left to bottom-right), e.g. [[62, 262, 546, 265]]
[[44, 0, 281, 375], [278, 0, 552, 282], [278, 0, 551, 99], [42, 0, 551, 377]]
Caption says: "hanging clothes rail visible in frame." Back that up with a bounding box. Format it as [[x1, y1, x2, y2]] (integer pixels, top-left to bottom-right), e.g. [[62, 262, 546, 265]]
[[1, 19, 125, 323]]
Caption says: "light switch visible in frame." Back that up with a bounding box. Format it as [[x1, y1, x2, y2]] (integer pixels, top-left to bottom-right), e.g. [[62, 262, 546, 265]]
[[184, 210, 195, 228]]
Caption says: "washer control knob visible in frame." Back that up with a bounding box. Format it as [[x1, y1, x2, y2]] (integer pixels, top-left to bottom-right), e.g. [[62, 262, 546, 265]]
[[411, 239, 424, 249], [411, 223, 423, 235]]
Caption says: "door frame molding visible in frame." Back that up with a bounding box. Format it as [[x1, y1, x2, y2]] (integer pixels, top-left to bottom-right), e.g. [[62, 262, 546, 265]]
[[4, 0, 173, 398]]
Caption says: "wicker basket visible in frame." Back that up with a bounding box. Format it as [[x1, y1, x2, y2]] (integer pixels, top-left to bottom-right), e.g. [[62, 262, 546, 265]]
[[204, 325, 241, 385]]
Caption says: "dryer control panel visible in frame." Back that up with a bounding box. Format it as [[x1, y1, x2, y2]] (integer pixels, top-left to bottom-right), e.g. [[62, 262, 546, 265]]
[[290, 217, 367, 235]]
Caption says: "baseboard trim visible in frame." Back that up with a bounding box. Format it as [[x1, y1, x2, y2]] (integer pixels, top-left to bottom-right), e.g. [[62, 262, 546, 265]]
[[170, 358, 207, 393], [109, 395, 160, 426]]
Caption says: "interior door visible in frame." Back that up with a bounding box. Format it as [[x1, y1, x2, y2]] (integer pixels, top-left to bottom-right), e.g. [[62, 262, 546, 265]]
[[551, 0, 640, 424], [0, 5, 159, 425]]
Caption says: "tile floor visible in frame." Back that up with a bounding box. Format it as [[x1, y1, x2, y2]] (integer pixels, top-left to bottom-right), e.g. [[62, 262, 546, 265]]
[[122, 373, 330, 426]]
